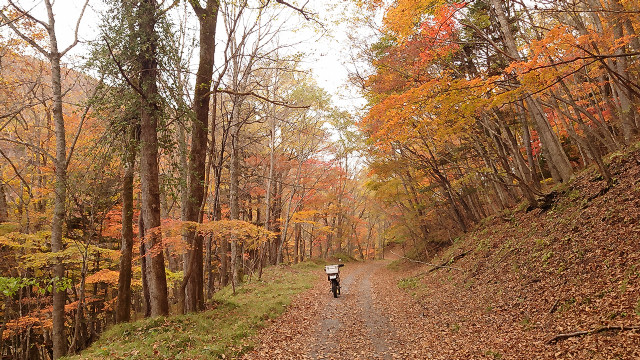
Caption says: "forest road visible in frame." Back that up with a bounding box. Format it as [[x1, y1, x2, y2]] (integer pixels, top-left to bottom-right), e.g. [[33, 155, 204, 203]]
[[242, 260, 433, 360]]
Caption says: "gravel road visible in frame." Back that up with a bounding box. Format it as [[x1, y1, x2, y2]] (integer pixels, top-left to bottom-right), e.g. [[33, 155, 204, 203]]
[[242, 260, 430, 360]]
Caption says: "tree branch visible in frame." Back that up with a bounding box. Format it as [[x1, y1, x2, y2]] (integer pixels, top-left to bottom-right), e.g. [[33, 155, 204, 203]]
[[520, 52, 640, 74], [104, 37, 146, 98], [0, 5, 48, 56], [461, 21, 517, 61], [547, 325, 640, 344], [6, 0, 49, 30], [66, 79, 104, 169], [273, 0, 314, 21], [215, 88, 310, 109], [60, 0, 90, 57], [0, 148, 33, 198], [0, 137, 55, 162]]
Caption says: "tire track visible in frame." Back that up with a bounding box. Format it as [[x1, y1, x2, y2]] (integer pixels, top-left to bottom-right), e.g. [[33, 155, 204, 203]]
[[309, 262, 394, 360], [243, 261, 409, 360]]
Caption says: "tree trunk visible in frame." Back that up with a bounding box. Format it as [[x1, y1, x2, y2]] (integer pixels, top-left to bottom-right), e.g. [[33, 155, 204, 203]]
[[0, 183, 7, 223], [138, 0, 168, 316], [229, 105, 241, 291], [271, 176, 282, 264], [205, 235, 213, 298], [69, 247, 89, 353], [138, 214, 151, 317], [116, 123, 136, 323], [519, 107, 541, 184], [220, 239, 229, 287], [300, 225, 306, 262], [277, 162, 303, 264], [265, 128, 276, 226], [182, 0, 219, 313], [293, 223, 301, 264], [610, 10, 638, 141], [46, 9, 68, 358]]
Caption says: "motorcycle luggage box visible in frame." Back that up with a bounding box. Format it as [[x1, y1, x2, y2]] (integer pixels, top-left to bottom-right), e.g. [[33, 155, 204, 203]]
[[325, 265, 340, 274]]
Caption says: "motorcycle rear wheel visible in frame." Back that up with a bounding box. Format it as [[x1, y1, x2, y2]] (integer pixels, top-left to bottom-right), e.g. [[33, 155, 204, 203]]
[[331, 279, 338, 298]]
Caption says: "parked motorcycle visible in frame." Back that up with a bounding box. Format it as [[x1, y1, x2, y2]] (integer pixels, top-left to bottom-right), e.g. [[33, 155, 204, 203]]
[[325, 263, 345, 298]]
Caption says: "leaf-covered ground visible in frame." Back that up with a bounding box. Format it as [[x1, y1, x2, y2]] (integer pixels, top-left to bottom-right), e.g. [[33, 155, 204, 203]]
[[242, 150, 640, 359]]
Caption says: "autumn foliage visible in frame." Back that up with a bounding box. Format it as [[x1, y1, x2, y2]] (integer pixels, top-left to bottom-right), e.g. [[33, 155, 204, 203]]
[[0, 1, 383, 358], [360, 0, 640, 245]]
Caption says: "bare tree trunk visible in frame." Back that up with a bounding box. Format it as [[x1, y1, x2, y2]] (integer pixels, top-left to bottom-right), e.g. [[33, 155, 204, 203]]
[[309, 224, 315, 259], [229, 108, 241, 291], [0, 183, 8, 223], [116, 124, 136, 323], [47, 15, 69, 360], [519, 107, 541, 184], [138, 0, 168, 316], [610, 8, 638, 141], [220, 239, 229, 287], [0, 8, 89, 351], [293, 223, 301, 264], [277, 169, 301, 263], [205, 235, 213, 298], [300, 225, 306, 262], [69, 246, 89, 353], [271, 176, 282, 264], [182, 0, 220, 313], [264, 119, 275, 246], [138, 214, 151, 317]]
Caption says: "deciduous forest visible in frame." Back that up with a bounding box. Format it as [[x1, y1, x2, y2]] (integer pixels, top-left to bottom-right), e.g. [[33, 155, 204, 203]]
[[1, 0, 640, 359]]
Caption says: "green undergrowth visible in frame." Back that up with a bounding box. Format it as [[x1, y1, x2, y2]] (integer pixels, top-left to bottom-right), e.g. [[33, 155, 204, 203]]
[[386, 259, 402, 271], [68, 262, 322, 360], [0, 222, 19, 235], [327, 252, 357, 263]]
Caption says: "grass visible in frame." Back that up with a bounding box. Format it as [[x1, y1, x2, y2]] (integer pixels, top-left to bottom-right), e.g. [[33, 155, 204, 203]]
[[67, 262, 322, 360], [328, 252, 357, 262], [386, 259, 403, 271], [398, 277, 420, 289], [0, 222, 19, 235]]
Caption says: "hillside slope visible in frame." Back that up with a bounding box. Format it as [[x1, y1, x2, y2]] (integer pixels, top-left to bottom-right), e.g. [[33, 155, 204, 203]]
[[396, 148, 640, 358]]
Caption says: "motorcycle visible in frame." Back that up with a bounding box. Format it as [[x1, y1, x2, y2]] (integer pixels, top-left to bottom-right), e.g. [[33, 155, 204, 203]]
[[325, 263, 345, 298]]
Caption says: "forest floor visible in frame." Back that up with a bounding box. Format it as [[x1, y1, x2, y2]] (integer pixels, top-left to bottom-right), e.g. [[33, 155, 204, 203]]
[[242, 150, 640, 359]]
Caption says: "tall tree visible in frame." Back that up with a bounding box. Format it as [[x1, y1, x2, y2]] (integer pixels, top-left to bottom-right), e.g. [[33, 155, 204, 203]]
[[0, 1, 89, 357], [181, 0, 220, 314], [137, 0, 169, 316]]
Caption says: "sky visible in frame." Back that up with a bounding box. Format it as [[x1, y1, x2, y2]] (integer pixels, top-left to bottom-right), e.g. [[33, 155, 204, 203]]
[[4, 0, 376, 112]]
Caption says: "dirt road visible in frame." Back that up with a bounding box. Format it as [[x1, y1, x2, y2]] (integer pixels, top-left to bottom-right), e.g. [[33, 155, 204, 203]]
[[242, 260, 432, 360]]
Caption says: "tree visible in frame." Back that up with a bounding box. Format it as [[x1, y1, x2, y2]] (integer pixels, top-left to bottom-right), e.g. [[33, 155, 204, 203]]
[[94, 0, 145, 325], [137, 0, 169, 317], [181, 0, 220, 314], [1, 1, 89, 357], [357, 0, 640, 249]]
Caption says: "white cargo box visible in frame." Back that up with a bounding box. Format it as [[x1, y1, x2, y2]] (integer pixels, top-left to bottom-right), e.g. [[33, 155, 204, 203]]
[[325, 265, 340, 274]]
